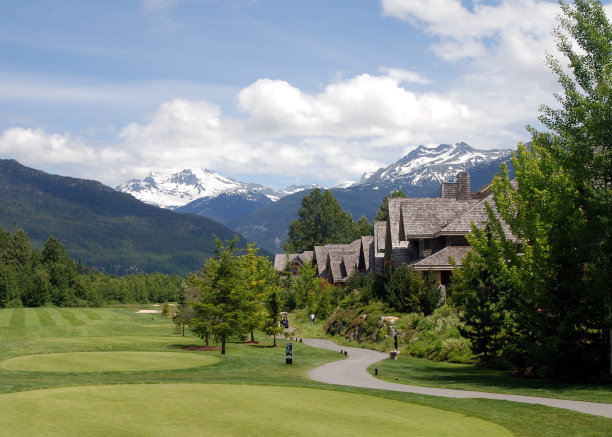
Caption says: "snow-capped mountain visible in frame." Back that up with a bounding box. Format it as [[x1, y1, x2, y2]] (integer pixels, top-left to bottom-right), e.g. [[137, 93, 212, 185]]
[[277, 184, 325, 197], [116, 169, 324, 210], [357, 142, 511, 190], [116, 169, 277, 210]]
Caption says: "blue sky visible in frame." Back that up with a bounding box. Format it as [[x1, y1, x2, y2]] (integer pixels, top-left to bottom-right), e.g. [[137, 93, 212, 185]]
[[1, 0, 610, 189]]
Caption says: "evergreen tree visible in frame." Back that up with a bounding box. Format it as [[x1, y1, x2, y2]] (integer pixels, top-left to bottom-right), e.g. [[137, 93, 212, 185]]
[[284, 189, 357, 253], [451, 204, 522, 368], [188, 238, 248, 354], [384, 264, 424, 313], [355, 215, 373, 237], [374, 190, 406, 222], [262, 285, 284, 347]]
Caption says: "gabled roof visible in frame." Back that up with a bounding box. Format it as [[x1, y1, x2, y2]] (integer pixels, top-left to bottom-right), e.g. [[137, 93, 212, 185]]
[[274, 253, 295, 272], [411, 246, 471, 271], [274, 251, 315, 272], [297, 251, 314, 264], [437, 194, 514, 240], [314, 244, 348, 277], [389, 198, 478, 240]]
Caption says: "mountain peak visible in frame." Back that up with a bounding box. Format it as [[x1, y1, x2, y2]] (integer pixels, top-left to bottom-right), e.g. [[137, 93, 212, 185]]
[[358, 142, 512, 188]]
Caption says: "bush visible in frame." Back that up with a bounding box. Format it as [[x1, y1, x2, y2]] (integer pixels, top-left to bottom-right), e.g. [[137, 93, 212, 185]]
[[403, 305, 475, 364]]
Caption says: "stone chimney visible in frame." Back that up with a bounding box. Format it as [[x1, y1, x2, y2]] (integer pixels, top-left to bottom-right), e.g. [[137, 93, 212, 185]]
[[456, 171, 471, 200], [440, 182, 457, 199]]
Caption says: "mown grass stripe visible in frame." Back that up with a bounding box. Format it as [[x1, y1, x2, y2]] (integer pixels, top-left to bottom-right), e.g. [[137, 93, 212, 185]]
[[77, 309, 102, 321], [23, 309, 41, 327], [8, 309, 25, 328], [45, 308, 71, 326], [57, 309, 87, 326], [36, 309, 57, 327], [0, 309, 12, 327]]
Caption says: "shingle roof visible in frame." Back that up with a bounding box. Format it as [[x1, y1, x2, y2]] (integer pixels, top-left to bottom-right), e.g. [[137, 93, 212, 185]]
[[274, 251, 315, 272], [274, 253, 295, 272], [437, 194, 515, 240], [390, 198, 478, 239], [374, 221, 386, 254], [297, 251, 314, 264], [360, 236, 374, 271], [411, 246, 471, 270]]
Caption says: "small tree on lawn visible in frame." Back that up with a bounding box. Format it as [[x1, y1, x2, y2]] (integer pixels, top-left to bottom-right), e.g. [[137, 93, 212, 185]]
[[262, 285, 284, 346], [188, 238, 249, 355], [161, 302, 171, 318]]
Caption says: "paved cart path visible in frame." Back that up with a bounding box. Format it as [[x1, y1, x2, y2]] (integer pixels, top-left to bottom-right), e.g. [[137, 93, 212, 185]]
[[303, 338, 612, 419]]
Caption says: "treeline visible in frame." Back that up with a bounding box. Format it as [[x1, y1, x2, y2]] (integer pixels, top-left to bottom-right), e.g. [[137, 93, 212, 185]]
[[0, 227, 184, 308]]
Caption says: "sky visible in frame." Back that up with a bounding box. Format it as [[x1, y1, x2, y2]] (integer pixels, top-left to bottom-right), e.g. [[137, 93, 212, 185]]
[[1, 0, 611, 190]]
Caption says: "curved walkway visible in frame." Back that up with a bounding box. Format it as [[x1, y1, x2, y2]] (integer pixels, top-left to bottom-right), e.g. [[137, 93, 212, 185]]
[[303, 338, 612, 419]]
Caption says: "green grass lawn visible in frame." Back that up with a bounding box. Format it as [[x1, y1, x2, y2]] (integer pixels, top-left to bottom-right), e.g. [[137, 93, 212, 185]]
[[0, 306, 610, 436], [0, 384, 511, 437], [370, 354, 612, 404]]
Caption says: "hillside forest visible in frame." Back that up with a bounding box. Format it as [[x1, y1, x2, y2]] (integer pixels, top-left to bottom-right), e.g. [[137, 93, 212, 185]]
[[0, 227, 184, 308]]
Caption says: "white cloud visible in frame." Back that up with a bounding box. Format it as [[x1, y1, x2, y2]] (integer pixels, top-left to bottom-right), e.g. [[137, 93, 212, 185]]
[[0, 128, 95, 165], [379, 67, 431, 84], [237, 73, 470, 138]]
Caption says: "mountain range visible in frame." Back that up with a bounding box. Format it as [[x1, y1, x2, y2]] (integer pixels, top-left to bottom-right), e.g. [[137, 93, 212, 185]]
[[117, 143, 514, 253]]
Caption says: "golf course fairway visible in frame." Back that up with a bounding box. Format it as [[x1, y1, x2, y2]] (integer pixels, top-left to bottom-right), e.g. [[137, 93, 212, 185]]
[[0, 383, 512, 436], [0, 351, 217, 372]]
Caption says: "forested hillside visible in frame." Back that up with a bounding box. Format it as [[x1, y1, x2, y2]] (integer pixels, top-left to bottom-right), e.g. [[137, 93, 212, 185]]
[[0, 160, 247, 275]]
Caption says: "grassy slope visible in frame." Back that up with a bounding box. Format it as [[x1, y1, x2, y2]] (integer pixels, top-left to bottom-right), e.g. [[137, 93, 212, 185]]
[[0, 384, 511, 437], [0, 307, 609, 436]]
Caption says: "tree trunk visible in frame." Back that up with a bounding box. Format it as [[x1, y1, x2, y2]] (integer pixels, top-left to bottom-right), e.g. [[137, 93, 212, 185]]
[[205, 334, 210, 348], [182, 323, 185, 336], [250, 330, 255, 342], [221, 335, 226, 355], [273, 333, 276, 347]]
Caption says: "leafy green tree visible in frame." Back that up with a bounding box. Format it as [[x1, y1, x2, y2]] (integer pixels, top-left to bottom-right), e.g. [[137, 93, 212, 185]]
[[291, 262, 319, 310], [284, 189, 357, 253], [188, 238, 249, 354], [240, 243, 276, 342], [315, 283, 334, 319], [374, 190, 406, 222], [21, 269, 51, 308], [262, 285, 284, 346], [536, 0, 612, 375], [461, 0, 612, 379]]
